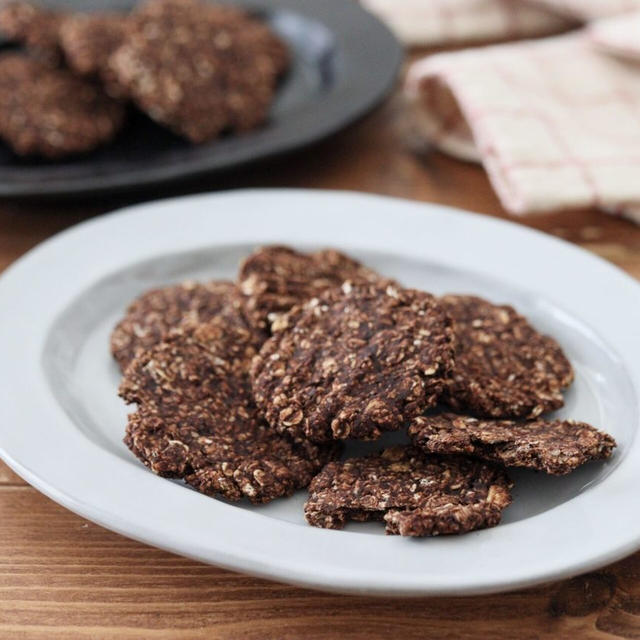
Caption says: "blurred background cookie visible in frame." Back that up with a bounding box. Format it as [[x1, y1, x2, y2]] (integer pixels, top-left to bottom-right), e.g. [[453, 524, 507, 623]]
[[109, 0, 288, 142], [0, 53, 124, 157], [0, 0, 65, 63], [59, 12, 129, 96]]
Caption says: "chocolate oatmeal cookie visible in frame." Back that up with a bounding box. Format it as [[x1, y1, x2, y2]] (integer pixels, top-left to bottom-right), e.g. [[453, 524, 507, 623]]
[[238, 246, 386, 332], [110, 280, 255, 372], [109, 0, 288, 142], [409, 413, 616, 475], [121, 319, 339, 503], [133, 0, 288, 76], [251, 282, 455, 442], [0, 1, 65, 63], [0, 54, 124, 157], [441, 295, 574, 418], [304, 446, 512, 536], [59, 13, 128, 97]]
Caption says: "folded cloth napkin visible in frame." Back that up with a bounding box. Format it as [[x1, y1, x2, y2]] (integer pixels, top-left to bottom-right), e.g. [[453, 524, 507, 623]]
[[361, 0, 573, 46], [406, 32, 640, 223], [362, 0, 640, 45], [590, 11, 640, 60], [530, 0, 640, 20]]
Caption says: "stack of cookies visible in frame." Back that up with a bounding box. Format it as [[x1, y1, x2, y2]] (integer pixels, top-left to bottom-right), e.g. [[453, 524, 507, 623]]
[[0, 0, 288, 157], [112, 246, 616, 537]]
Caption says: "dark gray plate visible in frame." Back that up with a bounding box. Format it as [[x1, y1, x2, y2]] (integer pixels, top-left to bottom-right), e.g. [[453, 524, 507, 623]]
[[0, 0, 403, 197]]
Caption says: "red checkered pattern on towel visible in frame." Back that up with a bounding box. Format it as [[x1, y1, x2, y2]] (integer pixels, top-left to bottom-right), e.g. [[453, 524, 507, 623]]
[[406, 34, 640, 223]]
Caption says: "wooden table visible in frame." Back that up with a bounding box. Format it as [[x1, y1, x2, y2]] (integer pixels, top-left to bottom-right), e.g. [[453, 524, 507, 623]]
[[1, 86, 639, 639]]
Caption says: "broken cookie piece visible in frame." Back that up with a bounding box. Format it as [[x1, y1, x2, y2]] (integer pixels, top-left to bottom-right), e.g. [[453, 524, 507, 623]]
[[121, 318, 339, 504], [251, 282, 455, 442], [440, 295, 574, 419], [409, 413, 616, 475], [304, 446, 512, 536], [0, 53, 124, 157], [238, 246, 386, 332], [110, 280, 258, 372]]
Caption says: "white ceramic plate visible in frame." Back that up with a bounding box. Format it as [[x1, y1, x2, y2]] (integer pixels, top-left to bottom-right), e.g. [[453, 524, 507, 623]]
[[0, 190, 639, 597]]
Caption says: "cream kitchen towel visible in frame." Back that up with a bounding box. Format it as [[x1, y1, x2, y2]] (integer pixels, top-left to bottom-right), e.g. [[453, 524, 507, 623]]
[[590, 11, 640, 60], [406, 32, 640, 223], [530, 0, 640, 20], [361, 0, 573, 46], [361, 0, 640, 46]]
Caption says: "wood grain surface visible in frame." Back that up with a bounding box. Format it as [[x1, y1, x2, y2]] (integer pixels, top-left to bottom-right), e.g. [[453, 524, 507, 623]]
[[1, 81, 639, 639]]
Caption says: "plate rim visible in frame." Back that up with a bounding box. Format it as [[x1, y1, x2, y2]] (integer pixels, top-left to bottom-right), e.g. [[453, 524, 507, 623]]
[[0, 0, 403, 198], [1, 188, 639, 597]]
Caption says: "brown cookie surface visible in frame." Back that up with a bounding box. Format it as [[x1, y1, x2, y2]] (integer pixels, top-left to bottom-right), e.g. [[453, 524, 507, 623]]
[[110, 280, 253, 372], [238, 246, 385, 332], [109, 0, 288, 142], [304, 446, 512, 536], [132, 0, 289, 76], [0, 54, 125, 157], [409, 413, 616, 475], [120, 319, 339, 504], [251, 282, 455, 442], [441, 295, 574, 418], [0, 1, 65, 63], [59, 13, 128, 96]]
